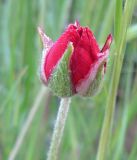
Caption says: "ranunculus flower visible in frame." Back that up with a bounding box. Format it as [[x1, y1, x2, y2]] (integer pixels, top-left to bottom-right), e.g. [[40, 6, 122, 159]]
[[38, 21, 112, 97]]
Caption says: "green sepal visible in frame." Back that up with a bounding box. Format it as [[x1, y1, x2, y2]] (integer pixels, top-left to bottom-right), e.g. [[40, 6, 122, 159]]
[[48, 44, 73, 97], [82, 64, 105, 97]]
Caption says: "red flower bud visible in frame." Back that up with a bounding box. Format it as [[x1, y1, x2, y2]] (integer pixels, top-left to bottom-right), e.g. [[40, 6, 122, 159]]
[[38, 21, 112, 97]]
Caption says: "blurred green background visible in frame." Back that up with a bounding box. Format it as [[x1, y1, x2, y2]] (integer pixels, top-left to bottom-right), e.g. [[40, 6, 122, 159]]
[[0, 0, 137, 160]]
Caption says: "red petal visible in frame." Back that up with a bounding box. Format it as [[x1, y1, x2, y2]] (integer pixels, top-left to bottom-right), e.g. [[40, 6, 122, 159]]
[[74, 20, 80, 28], [76, 54, 108, 95], [101, 34, 113, 52], [70, 27, 100, 91], [44, 24, 78, 80], [75, 34, 112, 95], [100, 34, 113, 73]]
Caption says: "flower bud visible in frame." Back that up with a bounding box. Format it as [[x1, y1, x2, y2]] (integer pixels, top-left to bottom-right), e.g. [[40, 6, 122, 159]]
[[38, 22, 112, 97]]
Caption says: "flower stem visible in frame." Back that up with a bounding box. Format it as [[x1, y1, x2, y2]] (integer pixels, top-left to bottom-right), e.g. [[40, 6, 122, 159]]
[[47, 98, 71, 160]]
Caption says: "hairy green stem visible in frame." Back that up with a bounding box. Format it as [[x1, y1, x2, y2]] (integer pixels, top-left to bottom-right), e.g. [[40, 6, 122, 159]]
[[47, 98, 71, 160]]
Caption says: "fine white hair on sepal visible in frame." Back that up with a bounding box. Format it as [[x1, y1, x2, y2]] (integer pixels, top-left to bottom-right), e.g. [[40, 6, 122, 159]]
[[38, 27, 53, 49], [38, 27, 54, 85], [40, 49, 48, 85]]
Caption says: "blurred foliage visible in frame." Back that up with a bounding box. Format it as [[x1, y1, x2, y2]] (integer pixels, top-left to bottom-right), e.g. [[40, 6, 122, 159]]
[[0, 0, 137, 160]]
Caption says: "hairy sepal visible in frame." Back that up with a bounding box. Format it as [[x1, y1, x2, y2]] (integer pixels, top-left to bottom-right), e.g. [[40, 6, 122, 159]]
[[76, 51, 109, 97], [48, 44, 73, 97]]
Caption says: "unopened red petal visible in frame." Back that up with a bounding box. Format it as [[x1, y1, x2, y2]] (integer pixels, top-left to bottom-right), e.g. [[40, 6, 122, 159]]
[[70, 27, 100, 91], [44, 24, 79, 80], [101, 34, 113, 52]]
